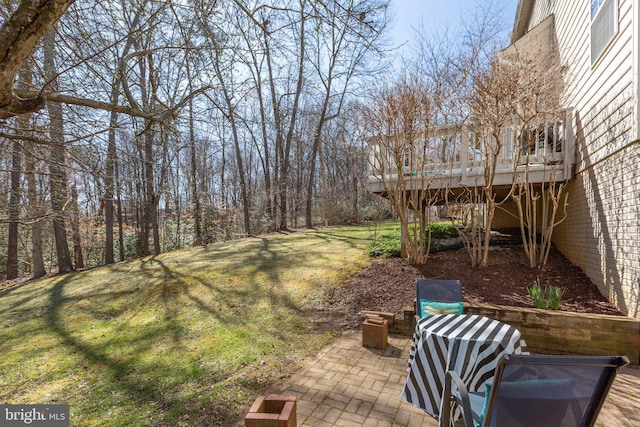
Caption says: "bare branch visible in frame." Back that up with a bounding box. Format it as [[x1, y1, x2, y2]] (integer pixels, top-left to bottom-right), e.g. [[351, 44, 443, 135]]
[[12, 86, 212, 122], [0, 0, 75, 117]]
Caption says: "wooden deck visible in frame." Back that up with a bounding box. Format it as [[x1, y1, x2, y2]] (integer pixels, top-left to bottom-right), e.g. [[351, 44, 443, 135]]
[[367, 112, 574, 199]]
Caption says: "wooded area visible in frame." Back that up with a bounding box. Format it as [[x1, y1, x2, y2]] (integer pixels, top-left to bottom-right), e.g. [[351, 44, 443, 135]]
[[2, 0, 559, 279], [1, 0, 394, 279]]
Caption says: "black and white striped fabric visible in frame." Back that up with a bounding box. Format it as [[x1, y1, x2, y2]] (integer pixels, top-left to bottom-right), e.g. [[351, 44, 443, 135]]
[[401, 314, 528, 422]]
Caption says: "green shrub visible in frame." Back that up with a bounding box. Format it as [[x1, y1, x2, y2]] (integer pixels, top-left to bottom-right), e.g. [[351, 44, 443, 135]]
[[366, 229, 401, 258], [426, 222, 458, 239]]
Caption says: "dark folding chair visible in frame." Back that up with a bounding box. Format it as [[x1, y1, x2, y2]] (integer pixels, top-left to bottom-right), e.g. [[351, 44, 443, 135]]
[[441, 353, 630, 427], [415, 279, 463, 319]]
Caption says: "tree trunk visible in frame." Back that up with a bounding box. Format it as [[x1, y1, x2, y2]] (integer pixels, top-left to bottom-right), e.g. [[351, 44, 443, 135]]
[[15, 62, 45, 278], [70, 180, 84, 269], [319, 141, 330, 226], [189, 98, 202, 246], [211, 34, 251, 236], [184, 47, 202, 245], [262, 4, 307, 231], [43, 30, 73, 273], [351, 176, 358, 222], [115, 159, 125, 261], [229, 117, 251, 235], [141, 129, 155, 256], [263, 30, 284, 230], [25, 140, 45, 278], [239, 21, 275, 232], [152, 129, 169, 255], [305, 93, 330, 228], [104, 9, 141, 262], [279, 13, 306, 230], [104, 85, 118, 264], [256, 77, 274, 231], [6, 136, 21, 279]]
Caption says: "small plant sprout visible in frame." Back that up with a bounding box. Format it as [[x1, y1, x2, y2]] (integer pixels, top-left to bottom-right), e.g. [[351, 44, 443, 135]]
[[527, 278, 546, 309], [546, 285, 566, 310]]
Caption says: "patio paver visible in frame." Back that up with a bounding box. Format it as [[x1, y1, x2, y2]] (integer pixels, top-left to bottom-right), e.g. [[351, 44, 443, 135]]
[[238, 331, 640, 426]]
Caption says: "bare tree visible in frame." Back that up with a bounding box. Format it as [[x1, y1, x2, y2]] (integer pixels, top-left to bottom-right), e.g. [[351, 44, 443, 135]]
[[363, 74, 439, 264], [25, 137, 45, 278], [69, 176, 84, 268], [212, 33, 252, 236], [14, 57, 45, 277], [43, 29, 73, 273], [277, 2, 307, 230], [236, 15, 277, 232], [1, 0, 393, 275], [461, 52, 520, 268], [461, 32, 568, 269], [5, 124, 21, 278], [304, 0, 388, 228], [412, 0, 514, 268], [501, 44, 568, 268], [103, 6, 145, 263]]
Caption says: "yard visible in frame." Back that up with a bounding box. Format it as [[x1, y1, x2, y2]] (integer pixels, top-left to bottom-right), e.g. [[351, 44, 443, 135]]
[[0, 226, 378, 426], [0, 223, 622, 425]]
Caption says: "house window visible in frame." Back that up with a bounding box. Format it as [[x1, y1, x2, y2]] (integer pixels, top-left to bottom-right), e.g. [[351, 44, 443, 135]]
[[591, 0, 618, 64]]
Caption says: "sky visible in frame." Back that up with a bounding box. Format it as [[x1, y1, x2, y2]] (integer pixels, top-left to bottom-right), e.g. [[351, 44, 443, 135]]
[[389, 0, 519, 56]]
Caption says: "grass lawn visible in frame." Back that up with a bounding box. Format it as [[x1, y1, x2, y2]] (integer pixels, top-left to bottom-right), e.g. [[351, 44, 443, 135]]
[[0, 224, 396, 426]]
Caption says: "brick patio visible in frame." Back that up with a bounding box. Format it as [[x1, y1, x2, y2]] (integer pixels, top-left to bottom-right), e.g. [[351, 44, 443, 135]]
[[238, 331, 640, 427]]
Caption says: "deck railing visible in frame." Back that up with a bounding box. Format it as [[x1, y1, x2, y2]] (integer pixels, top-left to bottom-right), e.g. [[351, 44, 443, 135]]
[[367, 110, 574, 193]]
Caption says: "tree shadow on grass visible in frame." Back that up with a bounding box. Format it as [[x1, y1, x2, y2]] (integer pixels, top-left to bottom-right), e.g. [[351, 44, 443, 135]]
[[2, 228, 370, 425], [43, 274, 244, 425], [36, 242, 318, 425]]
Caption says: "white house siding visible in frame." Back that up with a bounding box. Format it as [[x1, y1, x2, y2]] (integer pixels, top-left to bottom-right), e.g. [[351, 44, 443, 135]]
[[518, 0, 639, 317], [529, 0, 553, 25]]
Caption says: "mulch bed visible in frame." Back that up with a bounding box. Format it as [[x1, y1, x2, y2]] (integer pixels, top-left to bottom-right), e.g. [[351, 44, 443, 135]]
[[320, 244, 622, 330]]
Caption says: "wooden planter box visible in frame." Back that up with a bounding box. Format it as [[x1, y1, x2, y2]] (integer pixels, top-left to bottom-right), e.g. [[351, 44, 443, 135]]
[[245, 395, 297, 427]]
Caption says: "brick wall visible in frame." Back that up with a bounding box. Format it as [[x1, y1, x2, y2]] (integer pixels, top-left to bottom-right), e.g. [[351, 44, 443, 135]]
[[553, 142, 640, 318]]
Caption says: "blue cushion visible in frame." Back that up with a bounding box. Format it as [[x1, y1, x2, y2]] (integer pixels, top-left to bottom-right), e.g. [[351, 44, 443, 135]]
[[419, 299, 464, 318]]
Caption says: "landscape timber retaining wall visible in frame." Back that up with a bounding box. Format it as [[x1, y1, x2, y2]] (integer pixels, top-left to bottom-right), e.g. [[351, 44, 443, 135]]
[[382, 303, 640, 364], [466, 303, 640, 364]]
